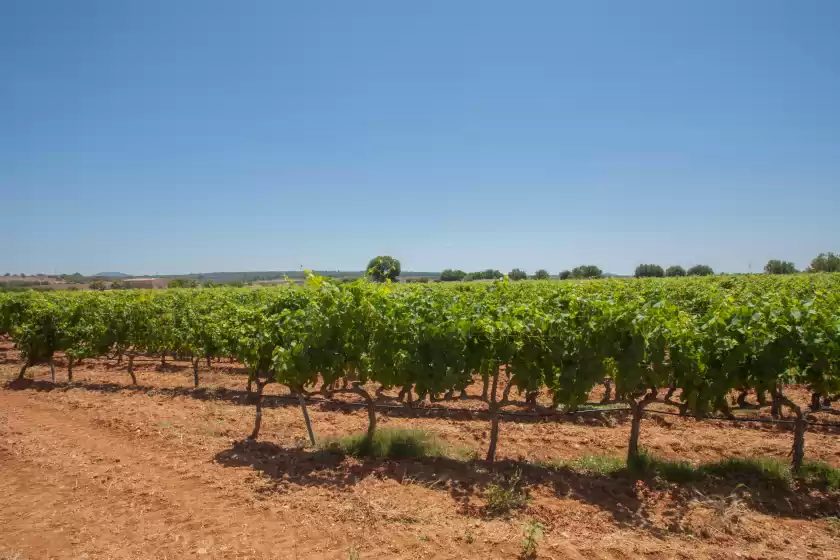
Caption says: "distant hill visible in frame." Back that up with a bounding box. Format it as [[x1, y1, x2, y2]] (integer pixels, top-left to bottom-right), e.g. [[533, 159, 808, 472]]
[[95, 272, 130, 278], [120, 270, 441, 284]]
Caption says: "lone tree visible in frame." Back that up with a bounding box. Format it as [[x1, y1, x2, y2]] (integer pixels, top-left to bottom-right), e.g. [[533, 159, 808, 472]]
[[665, 265, 686, 277], [366, 256, 401, 282], [508, 268, 527, 281], [764, 260, 797, 275], [570, 265, 602, 279], [807, 252, 840, 273], [559, 270, 571, 280], [687, 264, 714, 276], [89, 280, 106, 291], [634, 264, 665, 278], [439, 269, 466, 282], [533, 269, 550, 280]]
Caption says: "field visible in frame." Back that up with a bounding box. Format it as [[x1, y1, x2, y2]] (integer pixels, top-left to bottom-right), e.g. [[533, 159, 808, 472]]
[[2, 275, 840, 559], [2, 342, 840, 559]]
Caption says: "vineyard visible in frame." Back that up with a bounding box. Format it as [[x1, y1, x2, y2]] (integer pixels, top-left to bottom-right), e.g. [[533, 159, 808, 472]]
[[3, 273, 840, 473]]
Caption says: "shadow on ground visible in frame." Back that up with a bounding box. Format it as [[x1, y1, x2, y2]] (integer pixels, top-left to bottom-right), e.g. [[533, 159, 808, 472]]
[[214, 439, 840, 530]]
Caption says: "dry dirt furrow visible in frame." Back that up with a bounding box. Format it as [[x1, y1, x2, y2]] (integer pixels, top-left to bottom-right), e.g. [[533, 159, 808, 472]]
[[0, 392, 339, 559]]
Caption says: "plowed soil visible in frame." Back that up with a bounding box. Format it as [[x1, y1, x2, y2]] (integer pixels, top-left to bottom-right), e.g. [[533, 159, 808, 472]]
[[1, 341, 839, 560]]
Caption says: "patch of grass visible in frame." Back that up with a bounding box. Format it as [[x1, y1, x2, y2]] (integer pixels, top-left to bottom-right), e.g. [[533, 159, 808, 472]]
[[564, 455, 626, 476], [699, 457, 792, 490], [485, 468, 530, 516], [449, 445, 481, 462], [321, 428, 447, 460], [628, 451, 702, 483], [823, 517, 840, 536], [799, 461, 840, 491]]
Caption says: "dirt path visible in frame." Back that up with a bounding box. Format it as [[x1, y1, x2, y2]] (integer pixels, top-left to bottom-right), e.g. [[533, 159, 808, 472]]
[[0, 392, 328, 559], [2, 371, 839, 559]]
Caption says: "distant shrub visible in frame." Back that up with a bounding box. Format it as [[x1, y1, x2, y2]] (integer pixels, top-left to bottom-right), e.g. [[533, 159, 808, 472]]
[[634, 264, 664, 278]]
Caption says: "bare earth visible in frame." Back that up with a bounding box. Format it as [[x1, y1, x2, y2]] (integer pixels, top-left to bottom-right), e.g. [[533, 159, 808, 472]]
[[1, 342, 838, 559]]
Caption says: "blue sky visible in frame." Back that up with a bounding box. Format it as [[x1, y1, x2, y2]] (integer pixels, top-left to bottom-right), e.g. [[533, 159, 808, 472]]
[[2, 0, 838, 275]]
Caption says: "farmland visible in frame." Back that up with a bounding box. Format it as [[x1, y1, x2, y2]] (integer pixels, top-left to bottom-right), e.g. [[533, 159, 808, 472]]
[[2, 274, 840, 559]]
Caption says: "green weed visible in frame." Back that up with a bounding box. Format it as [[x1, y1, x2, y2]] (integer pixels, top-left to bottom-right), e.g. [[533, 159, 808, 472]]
[[629, 451, 701, 483], [799, 461, 840, 490], [520, 519, 545, 559], [321, 428, 446, 460], [485, 468, 529, 516], [699, 457, 792, 490]]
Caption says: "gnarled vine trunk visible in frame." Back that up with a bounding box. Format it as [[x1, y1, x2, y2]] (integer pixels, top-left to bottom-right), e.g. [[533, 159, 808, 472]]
[[297, 392, 316, 445], [352, 383, 376, 439], [250, 378, 267, 440], [486, 368, 501, 462], [192, 357, 200, 388], [127, 355, 137, 385], [67, 356, 74, 382], [627, 401, 644, 462]]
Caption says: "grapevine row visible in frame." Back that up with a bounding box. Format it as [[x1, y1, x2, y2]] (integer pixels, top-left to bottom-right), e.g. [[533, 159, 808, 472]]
[[2, 274, 839, 470]]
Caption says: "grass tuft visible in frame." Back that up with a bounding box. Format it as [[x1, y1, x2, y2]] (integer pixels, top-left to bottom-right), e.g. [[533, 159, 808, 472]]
[[321, 428, 447, 460], [628, 450, 702, 483], [799, 461, 840, 491], [699, 457, 792, 490], [562, 455, 625, 476], [485, 468, 530, 516]]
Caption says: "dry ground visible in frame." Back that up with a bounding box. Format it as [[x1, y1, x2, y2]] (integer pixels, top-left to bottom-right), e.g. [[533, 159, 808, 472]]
[[1, 341, 839, 560]]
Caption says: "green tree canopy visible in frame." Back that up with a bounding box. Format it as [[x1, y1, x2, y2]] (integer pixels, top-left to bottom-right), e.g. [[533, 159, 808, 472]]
[[807, 252, 840, 273], [687, 264, 714, 276], [558, 270, 571, 280], [168, 278, 199, 289], [533, 269, 550, 280], [570, 265, 602, 279], [764, 260, 798, 275], [439, 269, 467, 282], [508, 268, 527, 281], [366, 256, 401, 282], [634, 264, 665, 278], [665, 265, 686, 277]]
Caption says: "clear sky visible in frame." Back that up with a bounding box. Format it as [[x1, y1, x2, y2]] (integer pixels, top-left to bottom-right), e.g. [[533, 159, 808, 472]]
[[2, 0, 838, 276]]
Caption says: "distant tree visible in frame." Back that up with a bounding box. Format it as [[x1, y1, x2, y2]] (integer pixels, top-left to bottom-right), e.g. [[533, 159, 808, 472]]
[[20, 273, 26, 277], [508, 268, 528, 281], [110, 279, 128, 290], [168, 278, 198, 288], [533, 269, 550, 280], [3, 273, 9, 277], [366, 256, 401, 282], [89, 280, 106, 291], [665, 265, 686, 277], [203, 280, 217, 288], [764, 260, 798, 275], [687, 264, 714, 276], [634, 264, 665, 278], [559, 270, 571, 280], [440, 269, 467, 282], [464, 269, 504, 281], [807, 252, 840, 273], [570, 265, 602, 279]]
